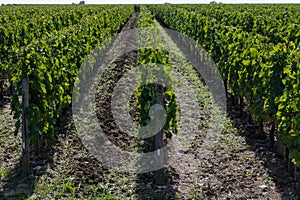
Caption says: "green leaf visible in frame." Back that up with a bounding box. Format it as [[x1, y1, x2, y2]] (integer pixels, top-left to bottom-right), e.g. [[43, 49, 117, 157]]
[[250, 47, 258, 57], [242, 60, 251, 66], [259, 71, 265, 78]]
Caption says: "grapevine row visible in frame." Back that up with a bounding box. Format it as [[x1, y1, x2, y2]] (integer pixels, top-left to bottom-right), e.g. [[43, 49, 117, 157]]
[[0, 5, 116, 100], [179, 4, 300, 45], [149, 4, 300, 164], [137, 8, 178, 139], [9, 6, 133, 145], [137, 7, 178, 184]]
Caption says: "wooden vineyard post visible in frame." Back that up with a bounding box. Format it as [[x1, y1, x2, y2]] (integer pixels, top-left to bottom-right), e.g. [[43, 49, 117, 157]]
[[22, 77, 30, 175], [154, 84, 165, 185]]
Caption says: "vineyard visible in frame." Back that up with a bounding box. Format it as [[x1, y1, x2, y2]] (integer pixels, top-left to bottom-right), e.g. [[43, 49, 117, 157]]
[[0, 3, 300, 199]]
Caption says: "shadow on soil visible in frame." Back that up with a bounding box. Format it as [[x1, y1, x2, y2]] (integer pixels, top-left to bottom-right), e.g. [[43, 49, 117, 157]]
[[0, 95, 52, 200], [1, 141, 55, 199], [135, 135, 179, 200], [226, 95, 300, 199], [135, 168, 179, 200]]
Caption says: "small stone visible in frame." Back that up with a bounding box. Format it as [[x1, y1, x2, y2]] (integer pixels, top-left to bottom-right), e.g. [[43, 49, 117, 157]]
[[258, 185, 267, 189], [157, 185, 167, 189]]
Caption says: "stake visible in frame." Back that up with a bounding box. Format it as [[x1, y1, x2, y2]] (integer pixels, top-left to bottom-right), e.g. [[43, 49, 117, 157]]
[[22, 77, 30, 175], [154, 84, 165, 185]]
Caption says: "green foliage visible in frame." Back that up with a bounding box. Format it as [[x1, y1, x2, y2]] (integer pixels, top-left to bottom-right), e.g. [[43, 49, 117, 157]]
[[1, 4, 299, 163], [5, 5, 133, 146], [149, 4, 300, 163], [137, 9, 178, 139]]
